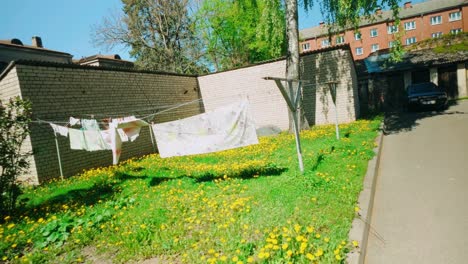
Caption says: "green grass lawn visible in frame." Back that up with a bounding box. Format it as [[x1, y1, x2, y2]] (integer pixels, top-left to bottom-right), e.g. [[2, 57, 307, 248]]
[[1, 118, 381, 263]]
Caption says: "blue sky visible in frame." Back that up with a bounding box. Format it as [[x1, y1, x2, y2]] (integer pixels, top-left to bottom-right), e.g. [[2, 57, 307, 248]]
[[0, 1, 424, 61]]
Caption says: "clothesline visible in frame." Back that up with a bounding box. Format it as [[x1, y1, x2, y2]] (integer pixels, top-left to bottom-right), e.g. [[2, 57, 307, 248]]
[[30, 91, 288, 125], [31, 98, 204, 125]]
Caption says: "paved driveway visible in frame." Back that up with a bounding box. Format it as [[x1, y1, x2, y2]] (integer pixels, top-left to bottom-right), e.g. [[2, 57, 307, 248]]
[[365, 101, 468, 264]]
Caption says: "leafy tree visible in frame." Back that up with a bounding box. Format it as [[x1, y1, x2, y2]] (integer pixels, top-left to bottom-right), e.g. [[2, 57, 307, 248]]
[[93, 0, 207, 74], [0, 97, 32, 215], [284, 0, 401, 130], [194, 0, 286, 71]]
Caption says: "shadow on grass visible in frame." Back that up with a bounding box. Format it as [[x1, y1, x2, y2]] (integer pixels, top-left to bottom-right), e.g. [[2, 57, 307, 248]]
[[15, 164, 287, 220], [192, 166, 287, 182]]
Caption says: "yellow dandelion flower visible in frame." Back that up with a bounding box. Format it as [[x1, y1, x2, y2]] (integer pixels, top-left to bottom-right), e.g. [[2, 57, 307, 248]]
[[11, 243, 17, 248], [353, 240, 359, 247], [336, 255, 342, 260], [286, 250, 293, 257], [324, 237, 330, 243], [232, 256, 239, 262], [282, 243, 289, 250], [247, 257, 254, 263], [354, 206, 360, 212], [315, 233, 321, 239], [220, 256, 227, 261], [306, 226, 314, 233], [7, 223, 15, 229], [306, 253, 315, 260]]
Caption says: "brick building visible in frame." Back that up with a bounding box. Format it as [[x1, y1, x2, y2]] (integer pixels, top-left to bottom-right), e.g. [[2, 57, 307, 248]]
[[299, 0, 468, 59]]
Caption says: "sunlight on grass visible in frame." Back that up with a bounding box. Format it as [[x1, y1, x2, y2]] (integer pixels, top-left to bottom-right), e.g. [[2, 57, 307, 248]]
[[0, 118, 381, 263]]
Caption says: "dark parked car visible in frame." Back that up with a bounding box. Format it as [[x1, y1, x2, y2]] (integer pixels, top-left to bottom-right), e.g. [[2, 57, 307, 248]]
[[406, 82, 448, 111]]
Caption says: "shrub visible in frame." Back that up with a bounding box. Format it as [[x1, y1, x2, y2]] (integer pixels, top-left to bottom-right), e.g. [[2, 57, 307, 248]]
[[0, 96, 32, 216]]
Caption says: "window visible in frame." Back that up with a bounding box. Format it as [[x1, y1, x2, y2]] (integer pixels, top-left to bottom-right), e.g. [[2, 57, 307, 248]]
[[430, 15, 442, 25], [371, 44, 379, 52], [321, 39, 330, 47], [451, 28, 462, 34], [302, 43, 310, 51], [356, 47, 363, 55], [370, 28, 378, 37], [405, 37, 417, 45], [387, 25, 398, 34], [404, 21, 416, 30], [449, 11, 462, 21], [431, 32, 443, 38], [336, 36, 345, 44], [354, 32, 362, 40], [389, 41, 396, 48]]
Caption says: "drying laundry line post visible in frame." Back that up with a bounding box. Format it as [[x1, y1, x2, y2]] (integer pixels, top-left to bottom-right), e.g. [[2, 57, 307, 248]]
[[149, 122, 157, 153], [326, 81, 340, 140], [263, 77, 310, 174], [52, 131, 64, 180]]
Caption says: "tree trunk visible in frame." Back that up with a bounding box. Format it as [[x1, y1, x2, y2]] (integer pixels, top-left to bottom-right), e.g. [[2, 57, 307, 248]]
[[285, 0, 309, 132]]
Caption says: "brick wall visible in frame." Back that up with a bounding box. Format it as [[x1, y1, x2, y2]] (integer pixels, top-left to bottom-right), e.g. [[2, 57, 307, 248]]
[[198, 47, 359, 130], [198, 60, 290, 131], [11, 63, 202, 183], [302, 48, 359, 125]]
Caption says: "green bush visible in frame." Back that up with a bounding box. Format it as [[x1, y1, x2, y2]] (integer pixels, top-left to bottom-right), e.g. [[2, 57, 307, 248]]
[[0, 96, 32, 216]]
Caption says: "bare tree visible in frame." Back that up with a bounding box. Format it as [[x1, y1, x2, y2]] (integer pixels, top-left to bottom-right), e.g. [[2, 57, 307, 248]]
[[92, 0, 207, 74]]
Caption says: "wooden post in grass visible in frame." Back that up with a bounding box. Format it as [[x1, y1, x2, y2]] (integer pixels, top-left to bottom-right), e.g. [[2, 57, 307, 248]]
[[263, 77, 311, 174], [326, 81, 340, 140]]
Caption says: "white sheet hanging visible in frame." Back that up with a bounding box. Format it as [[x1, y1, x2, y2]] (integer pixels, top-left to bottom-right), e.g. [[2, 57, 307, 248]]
[[152, 100, 258, 158]]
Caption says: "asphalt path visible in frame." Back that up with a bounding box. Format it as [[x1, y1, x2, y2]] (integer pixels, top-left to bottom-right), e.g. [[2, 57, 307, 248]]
[[365, 101, 468, 264]]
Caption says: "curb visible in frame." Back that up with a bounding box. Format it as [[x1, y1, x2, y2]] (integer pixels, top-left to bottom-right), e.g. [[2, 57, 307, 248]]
[[346, 126, 384, 264]]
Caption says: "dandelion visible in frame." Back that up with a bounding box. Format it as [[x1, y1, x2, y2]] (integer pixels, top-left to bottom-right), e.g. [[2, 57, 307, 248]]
[[353, 240, 359, 247], [232, 256, 239, 262], [247, 257, 254, 263], [7, 223, 15, 229], [324, 237, 330, 243], [282, 243, 289, 250], [335, 255, 342, 260], [306, 253, 315, 260]]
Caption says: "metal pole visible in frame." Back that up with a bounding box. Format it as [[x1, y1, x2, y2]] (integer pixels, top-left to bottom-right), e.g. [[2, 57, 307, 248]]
[[53, 132, 64, 180], [333, 83, 340, 140], [292, 110, 304, 173], [149, 122, 157, 153]]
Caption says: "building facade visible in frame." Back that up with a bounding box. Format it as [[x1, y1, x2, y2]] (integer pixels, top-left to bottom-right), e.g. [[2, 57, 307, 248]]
[[299, 0, 468, 59]]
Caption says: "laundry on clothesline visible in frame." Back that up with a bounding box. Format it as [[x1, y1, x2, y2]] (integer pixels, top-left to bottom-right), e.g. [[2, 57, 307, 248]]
[[50, 123, 69, 137], [50, 116, 148, 164], [69, 117, 81, 126], [108, 116, 149, 164], [152, 100, 258, 158], [81, 119, 100, 131], [114, 116, 149, 142], [68, 128, 111, 151]]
